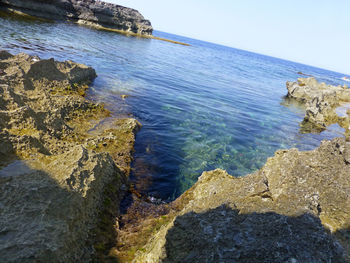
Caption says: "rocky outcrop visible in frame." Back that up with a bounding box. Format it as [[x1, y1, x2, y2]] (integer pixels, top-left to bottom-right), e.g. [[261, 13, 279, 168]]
[[0, 0, 153, 35], [133, 138, 350, 262], [286, 77, 350, 133], [0, 51, 140, 262], [0, 147, 121, 263]]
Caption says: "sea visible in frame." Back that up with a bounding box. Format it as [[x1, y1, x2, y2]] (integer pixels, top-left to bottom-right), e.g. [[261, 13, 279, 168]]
[[1, 14, 349, 200]]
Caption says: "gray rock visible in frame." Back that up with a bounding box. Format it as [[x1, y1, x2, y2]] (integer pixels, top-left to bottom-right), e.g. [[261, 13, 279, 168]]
[[0, 0, 153, 35], [0, 146, 122, 263], [285, 77, 350, 133], [162, 208, 344, 263]]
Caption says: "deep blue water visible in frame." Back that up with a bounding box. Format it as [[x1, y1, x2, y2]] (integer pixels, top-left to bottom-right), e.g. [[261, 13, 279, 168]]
[[1, 15, 349, 200]]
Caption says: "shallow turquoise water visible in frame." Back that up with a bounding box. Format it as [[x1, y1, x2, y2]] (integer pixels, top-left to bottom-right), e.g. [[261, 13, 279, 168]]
[[1, 15, 349, 200]]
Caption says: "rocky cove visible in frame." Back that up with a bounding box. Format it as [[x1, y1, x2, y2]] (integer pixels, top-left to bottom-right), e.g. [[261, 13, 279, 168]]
[[1, 48, 350, 262], [0, 3, 350, 262], [125, 82, 350, 262]]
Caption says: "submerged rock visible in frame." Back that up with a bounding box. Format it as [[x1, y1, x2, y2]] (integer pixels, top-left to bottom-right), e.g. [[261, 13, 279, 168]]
[[133, 138, 350, 262], [0, 51, 140, 262], [0, 0, 153, 35], [285, 77, 350, 134]]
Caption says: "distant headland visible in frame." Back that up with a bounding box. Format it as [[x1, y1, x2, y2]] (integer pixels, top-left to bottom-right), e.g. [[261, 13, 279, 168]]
[[0, 0, 190, 46], [0, 0, 153, 34]]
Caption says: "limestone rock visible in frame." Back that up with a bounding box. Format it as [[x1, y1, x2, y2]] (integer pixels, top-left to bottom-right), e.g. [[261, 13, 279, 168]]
[[133, 138, 350, 262], [0, 0, 153, 35], [0, 51, 140, 262], [0, 147, 122, 263], [286, 77, 350, 133]]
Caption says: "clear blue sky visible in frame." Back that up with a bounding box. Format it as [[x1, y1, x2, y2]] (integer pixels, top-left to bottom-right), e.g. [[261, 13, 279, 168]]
[[108, 0, 350, 75]]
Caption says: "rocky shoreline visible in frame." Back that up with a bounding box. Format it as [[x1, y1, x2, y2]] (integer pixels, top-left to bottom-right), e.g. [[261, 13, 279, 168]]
[[0, 0, 153, 35], [286, 77, 350, 135], [132, 139, 350, 262], [117, 78, 350, 262], [0, 51, 140, 262], [1, 50, 350, 262], [0, 0, 192, 46]]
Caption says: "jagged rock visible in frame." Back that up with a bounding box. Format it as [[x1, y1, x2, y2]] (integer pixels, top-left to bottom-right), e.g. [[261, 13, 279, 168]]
[[0, 51, 140, 262], [285, 77, 350, 133], [0, 0, 153, 35], [133, 138, 350, 262]]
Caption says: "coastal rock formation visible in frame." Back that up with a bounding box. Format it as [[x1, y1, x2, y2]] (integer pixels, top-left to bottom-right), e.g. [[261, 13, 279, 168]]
[[133, 137, 350, 262], [286, 77, 350, 133], [0, 0, 153, 35], [0, 51, 140, 262], [0, 147, 121, 263]]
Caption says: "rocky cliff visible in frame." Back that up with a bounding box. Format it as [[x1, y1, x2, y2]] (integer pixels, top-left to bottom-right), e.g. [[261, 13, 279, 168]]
[[0, 51, 140, 262], [133, 137, 350, 262], [0, 0, 153, 35]]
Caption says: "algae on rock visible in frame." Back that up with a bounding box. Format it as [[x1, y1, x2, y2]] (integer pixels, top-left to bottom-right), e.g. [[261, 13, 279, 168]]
[[0, 51, 140, 262], [133, 138, 350, 262]]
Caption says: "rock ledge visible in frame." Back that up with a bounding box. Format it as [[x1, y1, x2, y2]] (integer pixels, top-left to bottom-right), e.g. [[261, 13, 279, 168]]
[[0, 50, 140, 262]]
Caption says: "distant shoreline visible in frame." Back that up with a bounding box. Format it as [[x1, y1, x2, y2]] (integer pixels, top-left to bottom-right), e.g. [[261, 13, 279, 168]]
[[0, 2, 190, 46]]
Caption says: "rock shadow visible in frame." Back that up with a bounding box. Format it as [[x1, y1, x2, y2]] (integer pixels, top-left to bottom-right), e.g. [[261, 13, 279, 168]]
[[162, 205, 347, 263], [0, 146, 122, 263], [0, 164, 89, 262]]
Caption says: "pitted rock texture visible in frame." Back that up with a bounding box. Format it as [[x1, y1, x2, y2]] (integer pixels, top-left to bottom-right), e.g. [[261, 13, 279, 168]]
[[286, 77, 350, 133], [0, 51, 140, 262], [0, 146, 121, 263], [133, 138, 350, 262], [0, 0, 153, 35]]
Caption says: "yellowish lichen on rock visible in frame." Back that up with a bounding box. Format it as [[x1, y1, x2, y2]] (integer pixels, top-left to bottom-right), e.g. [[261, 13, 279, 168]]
[[0, 51, 140, 262], [132, 138, 350, 262]]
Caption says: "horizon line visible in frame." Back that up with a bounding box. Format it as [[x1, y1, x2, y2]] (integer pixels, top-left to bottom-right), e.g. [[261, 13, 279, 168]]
[[153, 29, 350, 77]]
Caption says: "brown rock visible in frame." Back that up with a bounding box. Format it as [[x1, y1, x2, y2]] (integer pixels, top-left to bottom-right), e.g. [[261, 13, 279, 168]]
[[286, 77, 350, 134], [133, 138, 350, 262], [0, 51, 140, 262]]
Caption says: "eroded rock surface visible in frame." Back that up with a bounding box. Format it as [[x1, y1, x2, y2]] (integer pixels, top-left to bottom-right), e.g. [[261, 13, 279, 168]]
[[133, 138, 350, 262], [286, 77, 350, 133], [0, 147, 120, 263], [0, 0, 153, 35], [0, 51, 140, 262]]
